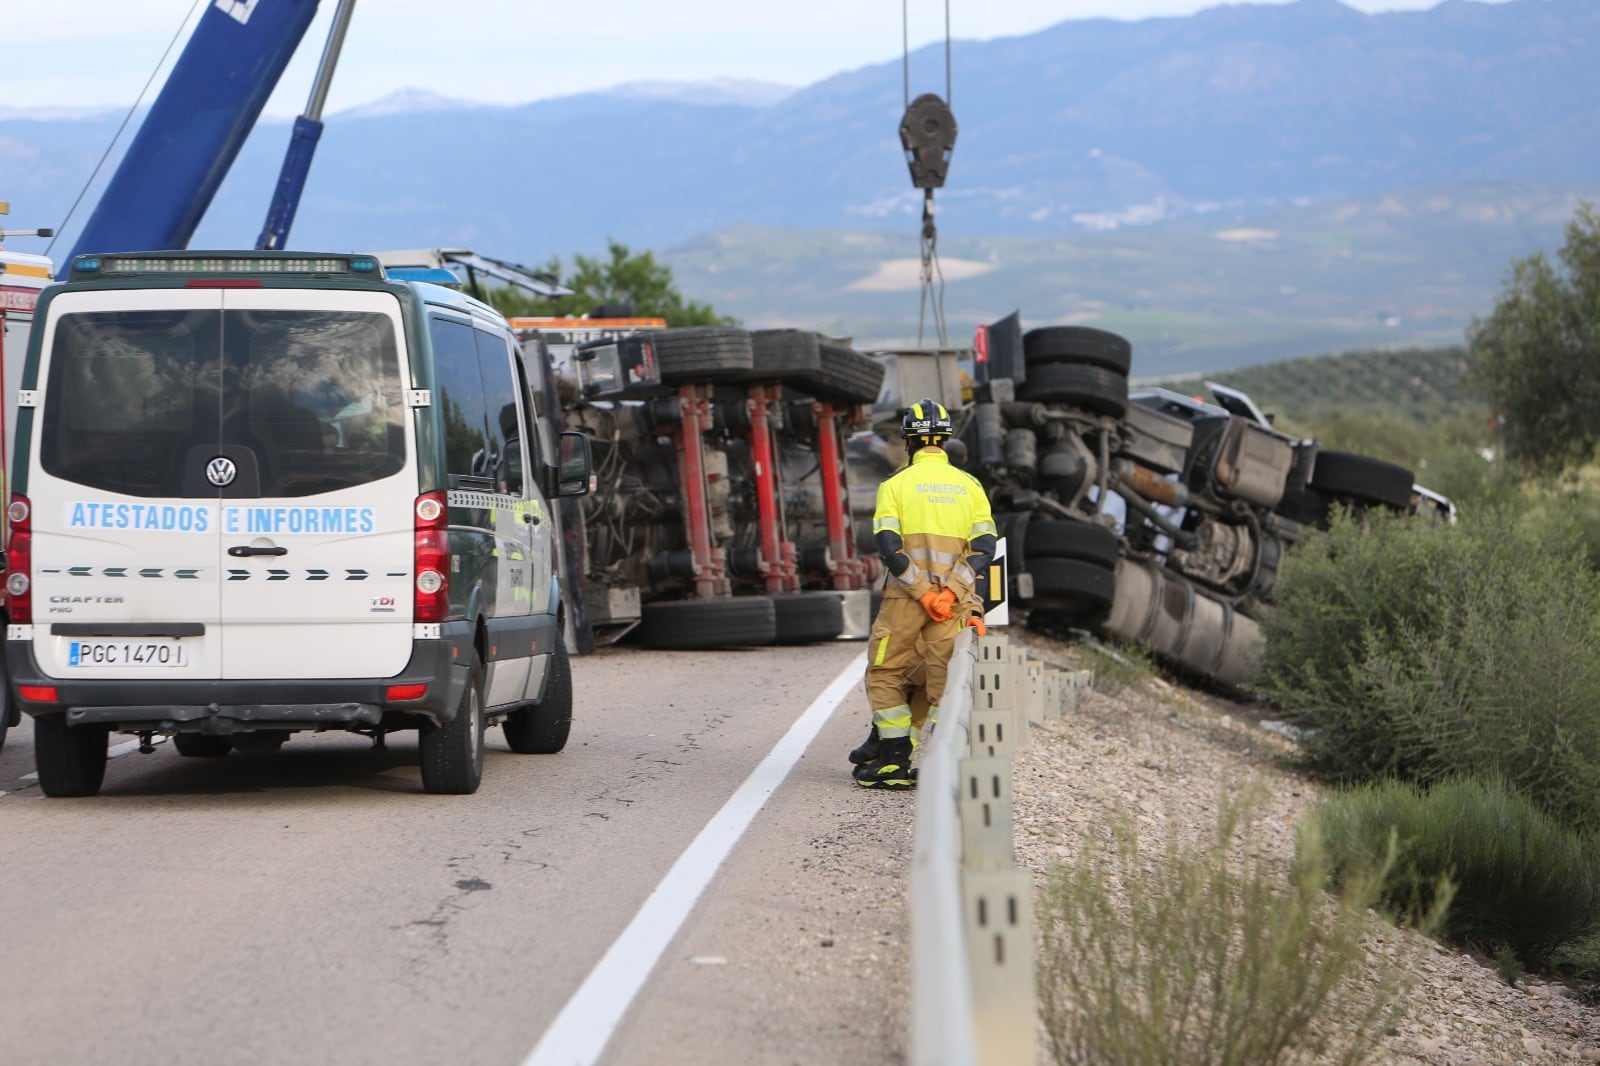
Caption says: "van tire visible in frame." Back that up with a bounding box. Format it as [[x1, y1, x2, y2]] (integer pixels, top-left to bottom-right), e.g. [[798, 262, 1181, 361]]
[[638, 596, 777, 649], [420, 651, 486, 795], [173, 734, 233, 757], [35, 716, 110, 798], [503, 636, 572, 754]]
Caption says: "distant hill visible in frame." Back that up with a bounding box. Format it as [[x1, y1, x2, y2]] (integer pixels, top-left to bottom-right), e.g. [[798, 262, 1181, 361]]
[[657, 181, 1597, 376], [2, 0, 1594, 260], [1194, 345, 1479, 425]]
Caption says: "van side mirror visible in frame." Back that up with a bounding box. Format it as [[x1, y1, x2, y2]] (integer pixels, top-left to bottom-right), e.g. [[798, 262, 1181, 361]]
[[556, 431, 594, 497]]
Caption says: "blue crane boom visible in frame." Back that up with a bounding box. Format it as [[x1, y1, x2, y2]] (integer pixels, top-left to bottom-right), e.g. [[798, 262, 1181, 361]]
[[64, 0, 321, 265]]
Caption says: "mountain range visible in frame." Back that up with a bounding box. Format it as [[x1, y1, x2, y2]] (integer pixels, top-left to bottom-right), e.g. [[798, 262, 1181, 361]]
[[2, 0, 1596, 370]]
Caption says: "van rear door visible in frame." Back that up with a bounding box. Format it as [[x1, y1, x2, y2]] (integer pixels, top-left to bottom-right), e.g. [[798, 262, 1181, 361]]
[[28, 289, 226, 680], [214, 288, 414, 680]]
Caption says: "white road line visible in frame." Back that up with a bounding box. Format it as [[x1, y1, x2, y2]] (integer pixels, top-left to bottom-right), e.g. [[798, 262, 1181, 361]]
[[19, 736, 159, 783], [523, 652, 866, 1066]]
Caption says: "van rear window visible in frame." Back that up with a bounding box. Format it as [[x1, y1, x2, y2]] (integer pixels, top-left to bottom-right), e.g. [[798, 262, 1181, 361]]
[[42, 309, 405, 498]]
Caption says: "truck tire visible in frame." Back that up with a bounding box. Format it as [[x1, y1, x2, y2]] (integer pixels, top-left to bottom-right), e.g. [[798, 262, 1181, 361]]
[[1309, 450, 1414, 511], [419, 650, 485, 795], [772, 591, 846, 644], [1027, 558, 1117, 612], [1024, 520, 1119, 569], [653, 328, 754, 384], [1016, 363, 1129, 419], [34, 716, 109, 798], [783, 341, 887, 404], [503, 635, 572, 754], [1023, 326, 1132, 376], [748, 329, 822, 376], [639, 596, 778, 650], [173, 734, 233, 757]]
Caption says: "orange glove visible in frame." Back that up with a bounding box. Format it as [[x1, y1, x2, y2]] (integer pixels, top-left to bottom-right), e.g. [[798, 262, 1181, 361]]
[[965, 614, 988, 637], [919, 586, 958, 622]]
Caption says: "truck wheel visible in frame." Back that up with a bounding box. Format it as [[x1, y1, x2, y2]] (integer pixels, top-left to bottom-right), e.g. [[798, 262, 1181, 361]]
[[420, 650, 485, 795], [638, 596, 778, 650], [503, 635, 572, 754], [1024, 520, 1119, 569], [747, 329, 822, 376], [1016, 363, 1129, 419], [772, 592, 845, 644], [1027, 558, 1117, 614], [654, 327, 754, 384], [173, 734, 233, 757], [1309, 450, 1415, 511], [34, 716, 110, 798], [1023, 326, 1132, 376], [778, 342, 886, 404]]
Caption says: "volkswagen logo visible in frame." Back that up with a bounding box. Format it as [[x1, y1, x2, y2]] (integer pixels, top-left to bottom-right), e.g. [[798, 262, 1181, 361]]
[[206, 456, 237, 487]]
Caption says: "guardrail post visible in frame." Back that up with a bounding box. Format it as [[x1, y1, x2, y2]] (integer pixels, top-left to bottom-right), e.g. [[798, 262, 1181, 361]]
[[1023, 660, 1043, 724], [1040, 667, 1062, 722], [1064, 669, 1092, 716], [963, 868, 1037, 1065], [972, 635, 1018, 760], [958, 756, 1014, 871]]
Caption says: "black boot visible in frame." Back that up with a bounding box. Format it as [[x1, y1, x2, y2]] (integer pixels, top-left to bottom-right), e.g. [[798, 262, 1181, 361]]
[[848, 724, 881, 765], [852, 736, 915, 789]]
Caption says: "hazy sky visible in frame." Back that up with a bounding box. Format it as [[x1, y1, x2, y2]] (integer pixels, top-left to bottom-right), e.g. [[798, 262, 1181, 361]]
[[6, 0, 1511, 117]]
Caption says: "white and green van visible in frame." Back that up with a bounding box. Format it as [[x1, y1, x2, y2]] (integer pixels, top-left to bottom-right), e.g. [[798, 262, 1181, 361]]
[[6, 251, 592, 796]]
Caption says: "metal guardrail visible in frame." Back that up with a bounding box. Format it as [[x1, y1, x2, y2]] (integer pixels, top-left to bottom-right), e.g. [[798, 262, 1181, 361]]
[[909, 629, 1090, 1066]]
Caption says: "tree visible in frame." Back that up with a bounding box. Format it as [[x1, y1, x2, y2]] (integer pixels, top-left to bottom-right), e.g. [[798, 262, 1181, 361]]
[[486, 240, 734, 327], [1468, 203, 1600, 475]]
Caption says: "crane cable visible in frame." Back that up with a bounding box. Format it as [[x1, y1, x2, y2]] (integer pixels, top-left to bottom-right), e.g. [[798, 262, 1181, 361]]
[[46, 0, 208, 259], [904, 0, 954, 348]]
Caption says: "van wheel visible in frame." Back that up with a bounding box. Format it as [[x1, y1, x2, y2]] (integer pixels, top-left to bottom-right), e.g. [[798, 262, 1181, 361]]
[[173, 734, 233, 757], [503, 636, 572, 754], [35, 716, 110, 798], [420, 651, 485, 794]]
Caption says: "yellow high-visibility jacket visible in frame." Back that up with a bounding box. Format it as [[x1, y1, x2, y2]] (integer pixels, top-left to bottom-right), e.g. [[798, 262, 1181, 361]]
[[873, 447, 996, 601]]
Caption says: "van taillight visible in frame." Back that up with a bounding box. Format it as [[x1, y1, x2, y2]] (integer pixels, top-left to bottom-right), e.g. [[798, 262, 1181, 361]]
[[414, 491, 450, 623], [6, 494, 31, 625]]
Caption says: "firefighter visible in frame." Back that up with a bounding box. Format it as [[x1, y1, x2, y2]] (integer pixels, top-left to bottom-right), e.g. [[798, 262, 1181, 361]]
[[850, 398, 996, 788]]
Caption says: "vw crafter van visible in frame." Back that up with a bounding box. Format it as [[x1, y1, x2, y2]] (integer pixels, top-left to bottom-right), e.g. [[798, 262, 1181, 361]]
[[6, 252, 593, 796]]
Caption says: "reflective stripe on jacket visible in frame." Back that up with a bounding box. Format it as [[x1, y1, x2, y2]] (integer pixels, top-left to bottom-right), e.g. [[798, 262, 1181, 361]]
[[874, 448, 996, 598]]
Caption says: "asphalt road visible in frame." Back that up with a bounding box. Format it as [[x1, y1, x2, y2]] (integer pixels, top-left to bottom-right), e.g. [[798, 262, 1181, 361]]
[[0, 640, 914, 1066]]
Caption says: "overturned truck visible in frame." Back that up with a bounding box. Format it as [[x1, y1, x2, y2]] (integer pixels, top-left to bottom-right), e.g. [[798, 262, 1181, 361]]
[[896, 316, 1448, 689], [525, 322, 885, 651]]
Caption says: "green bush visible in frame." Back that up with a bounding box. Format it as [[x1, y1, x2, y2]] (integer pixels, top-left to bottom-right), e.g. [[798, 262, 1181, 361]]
[[1312, 777, 1600, 967], [1258, 506, 1600, 832], [1040, 794, 1427, 1066]]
